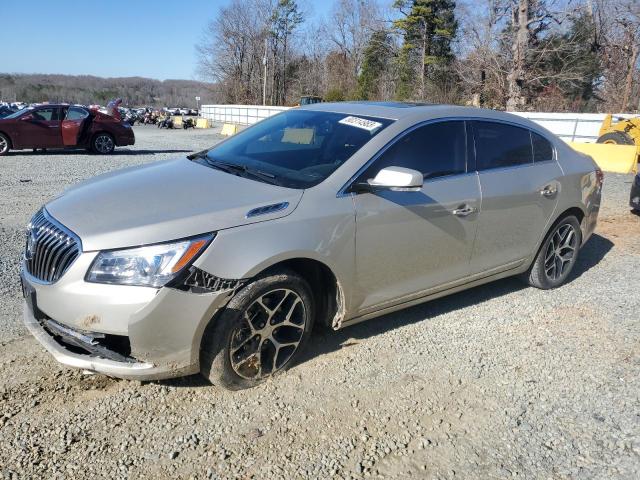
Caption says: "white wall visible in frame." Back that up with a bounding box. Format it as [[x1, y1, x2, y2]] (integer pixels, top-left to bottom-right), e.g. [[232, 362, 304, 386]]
[[200, 104, 637, 143], [200, 105, 289, 125], [512, 112, 636, 143]]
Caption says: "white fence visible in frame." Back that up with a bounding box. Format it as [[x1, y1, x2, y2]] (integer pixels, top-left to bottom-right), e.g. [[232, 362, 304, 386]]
[[200, 104, 638, 143], [200, 104, 289, 125], [512, 112, 636, 143]]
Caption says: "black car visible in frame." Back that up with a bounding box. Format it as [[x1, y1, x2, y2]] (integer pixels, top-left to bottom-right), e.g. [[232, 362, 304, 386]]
[[0, 105, 18, 118], [631, 172, 640, 212]]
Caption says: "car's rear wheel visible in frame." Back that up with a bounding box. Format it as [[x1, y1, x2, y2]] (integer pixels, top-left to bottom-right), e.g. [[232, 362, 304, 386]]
[[91, 133, 115, 154], [200, 269, 314, 390], [0, 133, 11, 156], [524, 215, 582, 289]]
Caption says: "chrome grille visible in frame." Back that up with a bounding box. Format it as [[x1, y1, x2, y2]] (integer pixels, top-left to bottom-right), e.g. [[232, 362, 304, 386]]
[[24, 209, 81, 283]]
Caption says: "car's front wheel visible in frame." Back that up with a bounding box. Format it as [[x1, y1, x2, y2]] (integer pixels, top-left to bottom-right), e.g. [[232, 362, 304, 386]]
[[91, 133, 115, 154], [200, 269, 314, 390], [524, 215, 582, 289], [0, 133, 11, 156]]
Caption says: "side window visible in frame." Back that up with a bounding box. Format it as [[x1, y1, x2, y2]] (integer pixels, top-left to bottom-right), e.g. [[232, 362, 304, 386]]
[[66, 107, 89, 121], [473, 121, 533, 170], [531, 131, 554, 162], [364, 121, 467, 181], [31, 108, 56, 121]]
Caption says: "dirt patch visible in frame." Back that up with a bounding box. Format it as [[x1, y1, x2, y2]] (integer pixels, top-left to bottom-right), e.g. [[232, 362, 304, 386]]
[[596, 214, 640, 253]]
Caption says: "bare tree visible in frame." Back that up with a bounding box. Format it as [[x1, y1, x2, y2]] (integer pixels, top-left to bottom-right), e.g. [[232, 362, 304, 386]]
[[196, 0, 271, 104]]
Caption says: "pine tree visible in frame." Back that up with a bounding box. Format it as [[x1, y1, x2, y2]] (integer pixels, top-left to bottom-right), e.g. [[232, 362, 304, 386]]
[[393, 0, 457, 101], [357, 30, 395, 100]]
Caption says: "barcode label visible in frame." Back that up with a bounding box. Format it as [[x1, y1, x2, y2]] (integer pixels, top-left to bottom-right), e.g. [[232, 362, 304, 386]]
[[338, 116, 383, 132]]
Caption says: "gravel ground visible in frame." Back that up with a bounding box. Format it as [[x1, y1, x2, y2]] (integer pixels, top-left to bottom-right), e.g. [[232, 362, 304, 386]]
[[0, 127, 638, 479]]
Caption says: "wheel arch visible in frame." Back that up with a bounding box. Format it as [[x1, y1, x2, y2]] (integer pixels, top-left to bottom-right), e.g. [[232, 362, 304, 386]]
[[253, 257, 347, 330], [529, 205, 586, 271], [551, 206, 585, 243], [91, 130, 113, 141], [0, 130, 13, 148]]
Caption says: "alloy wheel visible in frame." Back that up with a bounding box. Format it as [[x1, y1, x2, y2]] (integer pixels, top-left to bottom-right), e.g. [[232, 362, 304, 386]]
[[0, 136, 8, 154], [229, 288, 307, 380], [544, 223, 578, 281], [94, 135, 114, 153]]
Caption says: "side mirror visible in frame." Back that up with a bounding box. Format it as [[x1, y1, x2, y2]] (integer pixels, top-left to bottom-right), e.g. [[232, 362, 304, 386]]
[[354, 166, 423, 193], [20, 114, 34, 121]]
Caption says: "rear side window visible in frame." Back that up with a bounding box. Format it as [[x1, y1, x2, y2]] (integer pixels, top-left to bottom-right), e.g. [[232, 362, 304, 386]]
[[531, 131, 554, 162], [365, 121, 467, 180], [66, 107, 89, 121], [473, 121, 533, 170]]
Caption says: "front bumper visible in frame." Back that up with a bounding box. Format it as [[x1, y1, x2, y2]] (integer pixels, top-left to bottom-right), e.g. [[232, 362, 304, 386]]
[[21, 262, 234, 381], [23, 303, 174, 380]]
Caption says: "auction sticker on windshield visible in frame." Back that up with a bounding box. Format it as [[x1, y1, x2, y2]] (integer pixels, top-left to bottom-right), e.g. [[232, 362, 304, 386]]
[[338, 116, 383, 132]]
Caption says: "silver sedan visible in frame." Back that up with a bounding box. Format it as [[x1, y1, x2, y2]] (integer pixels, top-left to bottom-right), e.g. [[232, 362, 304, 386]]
[[21, 102, 602, 390]]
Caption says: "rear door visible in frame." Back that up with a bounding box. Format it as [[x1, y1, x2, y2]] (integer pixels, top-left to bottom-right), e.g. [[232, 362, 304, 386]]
[[62, 106, 90, 146], [16, 107, 63, 148], [470, 121, 562, 274], [352, 120, 481, 313]]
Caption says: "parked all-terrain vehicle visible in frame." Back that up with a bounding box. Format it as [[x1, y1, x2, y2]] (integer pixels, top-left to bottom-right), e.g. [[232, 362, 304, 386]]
[[157, 115, 174, 129]]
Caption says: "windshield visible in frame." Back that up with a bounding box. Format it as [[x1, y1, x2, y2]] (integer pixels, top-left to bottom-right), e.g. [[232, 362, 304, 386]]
[[198, 110, 393, 189], [4, 107, 32, 120]]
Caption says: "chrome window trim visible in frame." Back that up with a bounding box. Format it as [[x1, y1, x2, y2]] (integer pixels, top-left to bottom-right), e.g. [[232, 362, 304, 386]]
[[337, 115, 557, 197], [470, 119, 558, 171], [337, 117, 472, 197]]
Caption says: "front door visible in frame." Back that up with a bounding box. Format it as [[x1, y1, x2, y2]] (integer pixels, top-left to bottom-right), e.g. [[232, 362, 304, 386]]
[[470, 121, 562, 273], [351, 120, 481, 313], [16, 107, 63, 148]]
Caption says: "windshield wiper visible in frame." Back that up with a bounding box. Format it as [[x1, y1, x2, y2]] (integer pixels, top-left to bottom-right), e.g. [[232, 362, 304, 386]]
[[205, 158, 280, 185]]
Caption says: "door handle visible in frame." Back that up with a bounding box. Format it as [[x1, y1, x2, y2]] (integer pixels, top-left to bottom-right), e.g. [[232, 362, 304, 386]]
[[452, 205, 477, 217], [539, 185, 558, 198]]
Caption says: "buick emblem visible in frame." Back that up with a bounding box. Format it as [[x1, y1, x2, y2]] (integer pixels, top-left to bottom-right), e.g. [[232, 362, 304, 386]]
[[25, 227, 37, 261]]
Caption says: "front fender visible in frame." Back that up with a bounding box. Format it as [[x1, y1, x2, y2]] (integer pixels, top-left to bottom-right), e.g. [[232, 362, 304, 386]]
[[192, 193, 357, 314]]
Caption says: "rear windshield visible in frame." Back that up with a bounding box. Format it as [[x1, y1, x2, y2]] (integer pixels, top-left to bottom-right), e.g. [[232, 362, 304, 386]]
[[200, 110, 393, 189]]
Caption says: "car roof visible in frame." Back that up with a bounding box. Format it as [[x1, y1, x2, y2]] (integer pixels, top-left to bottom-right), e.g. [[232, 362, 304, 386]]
[[30, 103, 70, 109], [299, 101, 543, 130]]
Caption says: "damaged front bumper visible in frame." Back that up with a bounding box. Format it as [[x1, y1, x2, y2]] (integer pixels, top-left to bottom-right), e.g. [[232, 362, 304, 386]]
[[21, 262, 236, 381], [23, 303, 169, 380]]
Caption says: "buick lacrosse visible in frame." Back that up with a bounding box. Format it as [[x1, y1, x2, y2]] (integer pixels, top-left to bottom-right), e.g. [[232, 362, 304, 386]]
[[21, 102, 602, 389]]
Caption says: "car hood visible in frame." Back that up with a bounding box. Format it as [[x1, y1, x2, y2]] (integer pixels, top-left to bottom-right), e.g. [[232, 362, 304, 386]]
[[46, 158, 304, 251]]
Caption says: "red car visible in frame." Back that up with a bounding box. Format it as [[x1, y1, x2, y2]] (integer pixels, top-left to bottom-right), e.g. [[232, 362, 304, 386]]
[[0, 103, 135, 156]]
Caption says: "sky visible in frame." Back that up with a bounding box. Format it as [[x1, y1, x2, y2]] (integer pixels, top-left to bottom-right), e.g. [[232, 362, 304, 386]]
[[0, 0, 333, 81]]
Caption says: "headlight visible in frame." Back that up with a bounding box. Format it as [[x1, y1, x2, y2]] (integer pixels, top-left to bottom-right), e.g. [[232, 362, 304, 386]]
[[86, 234, 213, 287]]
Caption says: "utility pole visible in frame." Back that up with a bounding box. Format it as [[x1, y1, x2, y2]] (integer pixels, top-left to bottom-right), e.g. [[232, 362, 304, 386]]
[[263, 37, 268, 106]]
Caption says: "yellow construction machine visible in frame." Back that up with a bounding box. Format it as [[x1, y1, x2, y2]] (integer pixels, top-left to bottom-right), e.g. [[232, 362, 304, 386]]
[[597, 114, 640, 145]]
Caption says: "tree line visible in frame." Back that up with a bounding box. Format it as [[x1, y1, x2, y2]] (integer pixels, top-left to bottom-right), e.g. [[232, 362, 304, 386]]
[[197, 0, 640, 113], [0, 74, 215, 107]]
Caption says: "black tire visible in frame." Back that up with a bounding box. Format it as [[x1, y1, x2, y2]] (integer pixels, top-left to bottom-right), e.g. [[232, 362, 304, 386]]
[[91, 133, 115, 154], [0, 133, 11, 156], [596, 131, 634, 145], [524, 215, 582, 289], [200, 269, 315, 390]]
